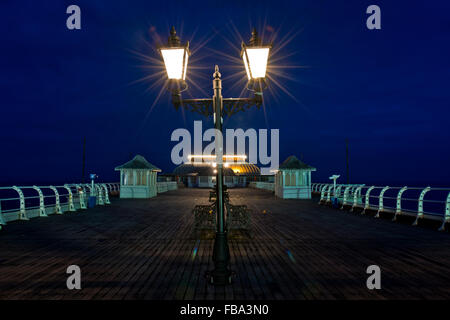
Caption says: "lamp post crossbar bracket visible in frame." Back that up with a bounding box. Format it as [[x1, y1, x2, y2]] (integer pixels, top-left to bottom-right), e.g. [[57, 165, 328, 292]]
[[175, 97, 261, 117], [176, 98, 213, 117], [222, 98, 262, 116]]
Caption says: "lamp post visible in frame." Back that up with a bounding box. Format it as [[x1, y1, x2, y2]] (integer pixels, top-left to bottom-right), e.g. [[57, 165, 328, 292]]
[[159, 27, 271, 285]]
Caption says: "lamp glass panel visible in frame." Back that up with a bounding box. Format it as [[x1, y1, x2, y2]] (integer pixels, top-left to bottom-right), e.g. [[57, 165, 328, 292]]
[[182, 49, 189, 80], [246, 47, 270, 79], [242, 51, 251, 80], [161, 48, 185, 79]]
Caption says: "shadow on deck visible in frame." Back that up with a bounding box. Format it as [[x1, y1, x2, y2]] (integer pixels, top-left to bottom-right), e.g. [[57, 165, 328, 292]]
[[0, 188, 449, 300]]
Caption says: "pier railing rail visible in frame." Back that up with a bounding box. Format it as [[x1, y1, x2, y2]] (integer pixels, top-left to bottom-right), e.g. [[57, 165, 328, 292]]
[[0, 183, 120, 230], [157, 181, 178, 193], [311, 183, 450, 231], [248, 181, 275, 191]]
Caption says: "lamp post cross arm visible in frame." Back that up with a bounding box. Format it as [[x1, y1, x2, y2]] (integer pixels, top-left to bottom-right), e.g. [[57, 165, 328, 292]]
[[172, 96, 262, 117]]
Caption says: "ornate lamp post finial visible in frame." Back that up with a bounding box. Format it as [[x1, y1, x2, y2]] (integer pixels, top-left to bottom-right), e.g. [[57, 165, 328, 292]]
[[168, 26, 180, 46], [214, 65, 221, 79], [249, 28, 260, 46]]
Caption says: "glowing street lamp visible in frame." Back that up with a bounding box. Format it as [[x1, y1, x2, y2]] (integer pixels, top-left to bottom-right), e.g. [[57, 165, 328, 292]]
[[159, 27, 190, 92], [241, 29, 272, 92]]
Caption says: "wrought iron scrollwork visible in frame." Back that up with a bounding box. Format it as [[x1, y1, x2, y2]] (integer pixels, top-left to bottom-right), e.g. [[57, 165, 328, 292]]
[[222, 97, 262, 116], [172, 97, 262, 118], [174, 98, 213, 117]]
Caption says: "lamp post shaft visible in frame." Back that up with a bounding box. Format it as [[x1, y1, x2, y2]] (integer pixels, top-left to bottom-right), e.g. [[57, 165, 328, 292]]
[[211, 65, 231, 285], [213, 65, 224, 232]]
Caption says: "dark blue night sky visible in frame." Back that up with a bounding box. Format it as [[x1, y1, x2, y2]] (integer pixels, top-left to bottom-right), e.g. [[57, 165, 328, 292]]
[[1, 0, 449, 186]]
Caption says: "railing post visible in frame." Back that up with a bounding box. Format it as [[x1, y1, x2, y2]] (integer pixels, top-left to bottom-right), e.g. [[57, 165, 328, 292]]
[[12, 186, 28, 220], [375, 186, 390, 218], [76, 184, 87, 209], [439, 192, 450, 231], [102, 184, 110, 204], [32, 186, 48, 217], [413, 186, 431, 226], [336, 185, 343, 199], [96, 185, 104, 205], [326, 185, 332, 203], [392, 186, 407, 221], [321, 185, 328, 203], [341, 186, 351, 210], [49, 186, 62, 214], [319, 185, 326, 204], [362, 186, 375, 215], [348, 186, 354, 198], [0, 201, 6, 227], [88, 184, 94, 196], [63, 185, 76, 212], [81, 185, 88, 197], [351, 186, 363, 212]]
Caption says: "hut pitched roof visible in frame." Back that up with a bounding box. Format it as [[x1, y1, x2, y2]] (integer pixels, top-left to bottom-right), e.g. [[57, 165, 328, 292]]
[[279, 155, 316, 170], [115, 155, 161, 171]]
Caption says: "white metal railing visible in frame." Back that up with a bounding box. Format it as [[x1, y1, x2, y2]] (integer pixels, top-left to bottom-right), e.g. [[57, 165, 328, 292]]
[[157, 181, 178, 193], [0, 182, 120, 231], [249, 181, 275, 191], [311, 183, 450, 231]]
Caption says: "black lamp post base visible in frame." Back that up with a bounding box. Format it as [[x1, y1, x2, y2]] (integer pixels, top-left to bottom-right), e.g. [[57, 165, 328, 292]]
[[207, 232, 233, 286]]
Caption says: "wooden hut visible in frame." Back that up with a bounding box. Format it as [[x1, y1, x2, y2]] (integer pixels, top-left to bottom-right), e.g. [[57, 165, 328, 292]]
[[115, 155, 161, 198], [275, 155, 316, 199]]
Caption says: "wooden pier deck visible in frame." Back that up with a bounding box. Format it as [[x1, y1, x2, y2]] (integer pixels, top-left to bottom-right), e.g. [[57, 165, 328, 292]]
[[0, 188, 450, 300]]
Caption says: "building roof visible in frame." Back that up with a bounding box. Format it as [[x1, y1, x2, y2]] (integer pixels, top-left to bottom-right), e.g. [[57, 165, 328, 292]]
[[279, 155, 316, 170], [228, 163, 261, 176], [173, 163, 235, 176], [115, 155, 161, 171]]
